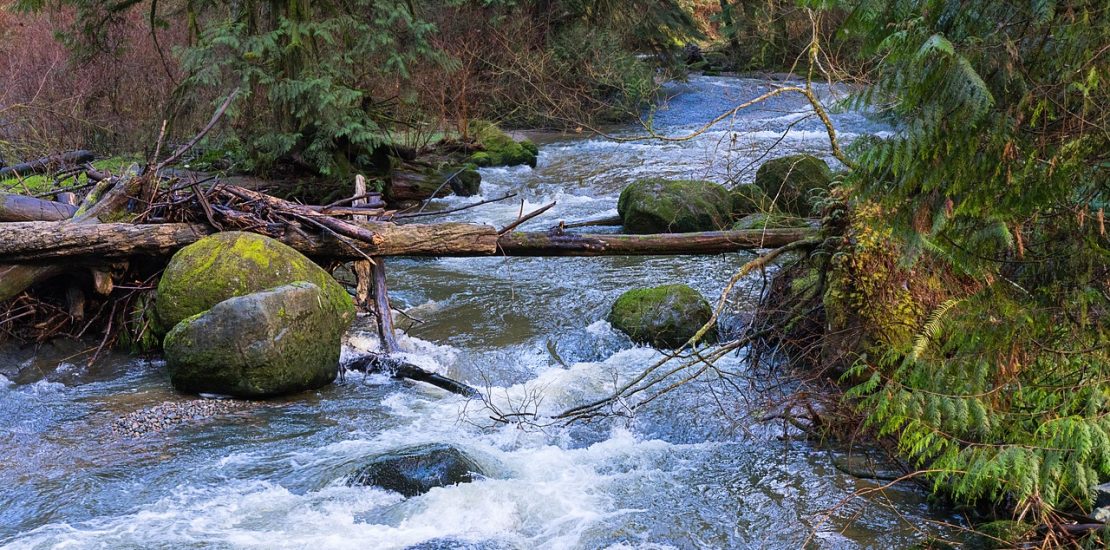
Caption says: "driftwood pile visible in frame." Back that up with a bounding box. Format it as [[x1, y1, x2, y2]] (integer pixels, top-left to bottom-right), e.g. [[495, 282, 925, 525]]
[[0, 146, 811, 357]]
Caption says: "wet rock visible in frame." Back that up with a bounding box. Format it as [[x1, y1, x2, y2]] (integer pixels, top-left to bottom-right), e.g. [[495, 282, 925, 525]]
[[608, 284, 716, 348], [164, 282, 348, 398], [467, 120, 537, 168], [729, 183, 771, 217], [349, 444, 485, 497], [754, 154, 832, 215], [617, 178, 732, 234], [154, 231, 354, 334]]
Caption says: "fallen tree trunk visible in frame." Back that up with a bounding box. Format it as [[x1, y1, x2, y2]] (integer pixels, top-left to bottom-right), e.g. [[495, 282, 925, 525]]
[[496, 227, 813, 256], [0, 193, 77, 222], [0, 221, 813, 262], [0, 150, 95, 179]]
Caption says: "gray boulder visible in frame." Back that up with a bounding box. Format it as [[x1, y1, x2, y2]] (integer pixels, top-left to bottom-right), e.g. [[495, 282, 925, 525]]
[[349, 444, 485, 497], [163, 282, 346, 398], [608, 284, 716, 348], [617, 179, 732, 234]]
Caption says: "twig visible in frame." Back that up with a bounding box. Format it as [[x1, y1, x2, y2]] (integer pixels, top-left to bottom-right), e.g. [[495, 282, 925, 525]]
[[395, 192, 518, 220], [498, 201, 557, 235], [153, 88, 239, 174]]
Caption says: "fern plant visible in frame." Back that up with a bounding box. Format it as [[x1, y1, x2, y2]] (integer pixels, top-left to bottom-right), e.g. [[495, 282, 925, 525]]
[[828, 0, 1110, 522]]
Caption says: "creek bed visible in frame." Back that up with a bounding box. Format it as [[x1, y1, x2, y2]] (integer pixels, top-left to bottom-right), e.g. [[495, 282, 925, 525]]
[[0, 76, 955, 549]]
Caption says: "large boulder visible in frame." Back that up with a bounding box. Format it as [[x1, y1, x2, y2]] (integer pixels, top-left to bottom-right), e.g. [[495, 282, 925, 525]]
[[349, 444, 485, 497], [154, 231, 354, 333], [608, 284, 716, 348], [617, 179, 732, 234], [753, 154, 832, 215], [729, 183, 771, 217], [468, 120, 537, 168], [164, 282, 347, 398]]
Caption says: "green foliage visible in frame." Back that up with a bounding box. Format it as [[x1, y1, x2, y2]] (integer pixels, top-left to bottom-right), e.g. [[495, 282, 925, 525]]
[[845, 288, 1110, 514], [176, 0, 442, 177], [830, 0, 1110, 519]]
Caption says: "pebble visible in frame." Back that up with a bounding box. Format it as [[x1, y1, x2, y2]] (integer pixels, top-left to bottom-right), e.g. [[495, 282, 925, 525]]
[[110, 398, 255, 438]]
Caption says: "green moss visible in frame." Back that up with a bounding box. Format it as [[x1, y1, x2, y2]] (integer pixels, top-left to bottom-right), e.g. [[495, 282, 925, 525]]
[[467, 120, 537, 168], [1, 155, 140, 194], [729, 183, 772, 216], [154, 232, 354, 335], [754, 154, 833, 216], [608, 284, 716, 348], [732, 212, 811, 230], [618, 178, 733, 233]]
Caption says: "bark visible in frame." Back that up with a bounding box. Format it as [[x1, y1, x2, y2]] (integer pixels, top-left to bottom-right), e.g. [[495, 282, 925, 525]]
[[495, 228, 813, 256], [0, 194, 77, 222], [0, 222, 813, 262], [0, 150, 95, 179]]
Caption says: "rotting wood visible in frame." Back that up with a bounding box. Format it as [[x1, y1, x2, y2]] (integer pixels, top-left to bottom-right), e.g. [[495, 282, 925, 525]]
[[0, 193, 77, 222]]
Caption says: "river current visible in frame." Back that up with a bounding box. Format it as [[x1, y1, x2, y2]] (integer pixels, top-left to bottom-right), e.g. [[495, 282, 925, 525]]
[[0, 76, 954, 548]]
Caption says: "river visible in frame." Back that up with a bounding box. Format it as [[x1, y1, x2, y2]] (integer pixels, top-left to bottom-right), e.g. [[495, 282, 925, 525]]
[[0, 76, 956, 549]]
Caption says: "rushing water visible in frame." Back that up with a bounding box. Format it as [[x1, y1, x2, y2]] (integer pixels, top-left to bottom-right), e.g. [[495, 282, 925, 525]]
[[1, 76, 954, 549]]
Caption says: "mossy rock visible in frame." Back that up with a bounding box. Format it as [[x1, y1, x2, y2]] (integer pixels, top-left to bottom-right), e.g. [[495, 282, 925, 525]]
[[155, 231, 354, 334], [729, 183, 772, 217], [754, 154, 832, 215], [617, 178, 732, 234], [449, 166, 481, 196], [732, 212, 811, 231], [164, 282, 344, 398], [467, 120, 537, 168], [608, 284, 716, 348]]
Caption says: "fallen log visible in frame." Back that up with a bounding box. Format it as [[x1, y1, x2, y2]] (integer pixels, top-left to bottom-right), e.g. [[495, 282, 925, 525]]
[[345, 354, 480, 398], [0, 193, 77, 222], [0, 150, 95, 179], [496, 227, 813, 256], [0, 222, 814, 262]]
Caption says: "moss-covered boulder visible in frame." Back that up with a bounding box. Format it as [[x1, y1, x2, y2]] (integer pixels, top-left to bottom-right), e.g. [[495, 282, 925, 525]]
[[608, 284, 716, 348], [467, 120, 538, 168], [617, 179, 732, 234], [729, 183, 771, 217], [754, 154, 832, 215], [164, 282, 345, 398], [155, 231, 354, 333], [732, 212, 812, 231]]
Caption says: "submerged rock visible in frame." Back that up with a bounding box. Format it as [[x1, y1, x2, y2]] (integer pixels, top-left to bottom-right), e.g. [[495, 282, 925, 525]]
[[753, 154, 832, 215], [468, 120, 538, 168], [154, 231, 354, 333], [617, 178, 732, 234], [164, 282, 348, 398], [608, 284, 716, 348], [349, 443, 485, 497]]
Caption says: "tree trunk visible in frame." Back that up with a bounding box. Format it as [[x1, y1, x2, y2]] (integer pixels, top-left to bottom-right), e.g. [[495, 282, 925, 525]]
[[0, 150, 95, 179], [0, 194, 77, 222], [495, 228, 813, 256], [0, 221, 812, 263]]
